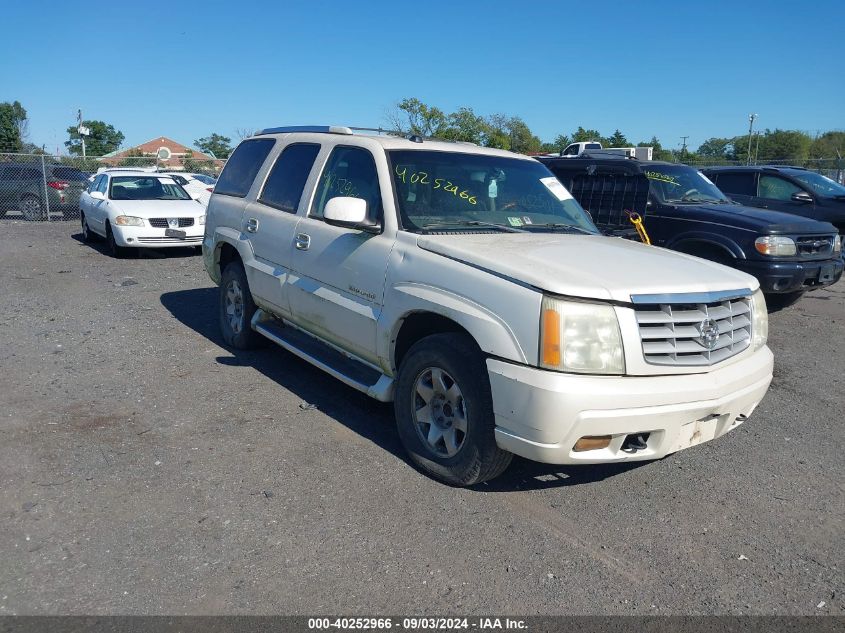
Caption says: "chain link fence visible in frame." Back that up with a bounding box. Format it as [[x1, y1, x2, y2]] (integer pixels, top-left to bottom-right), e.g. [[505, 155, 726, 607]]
[[686, 157, 845, 183], [0, 153, 224, 221]]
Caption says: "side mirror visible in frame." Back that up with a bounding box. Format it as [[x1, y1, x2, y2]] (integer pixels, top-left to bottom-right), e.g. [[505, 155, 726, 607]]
[[324, 196, 369, 229], [791, 191, 813, 204], [89, 191, 106, 201]]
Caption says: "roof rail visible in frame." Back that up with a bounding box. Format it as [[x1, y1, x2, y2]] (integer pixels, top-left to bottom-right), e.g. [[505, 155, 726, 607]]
[[255, 125, 406, 137]]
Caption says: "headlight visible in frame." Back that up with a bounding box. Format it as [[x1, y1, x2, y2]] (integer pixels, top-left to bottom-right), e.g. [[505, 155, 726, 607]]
[[751, 289, 768, 351], [540, 296, 625, 374], [198, 215, 206, 225], [754, 236, 796, 256], [114, 215, 144, 227], [834, 235, 841, 254]]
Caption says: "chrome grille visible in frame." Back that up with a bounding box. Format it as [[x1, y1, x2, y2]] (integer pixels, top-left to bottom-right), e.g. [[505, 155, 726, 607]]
[[149, 217, 194, 228], [795, 235, 833, 257], [635, 296, 752, 366]]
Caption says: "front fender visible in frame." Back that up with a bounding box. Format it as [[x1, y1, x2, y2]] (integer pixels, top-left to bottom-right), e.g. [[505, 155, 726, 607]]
[[379, 282, 533, 371], [667, 231, 747, 260]]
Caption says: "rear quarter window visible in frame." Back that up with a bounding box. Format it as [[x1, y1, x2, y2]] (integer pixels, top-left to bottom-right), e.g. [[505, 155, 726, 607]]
[[214, 138, 276, 198], [258, 143, 321, 214], [711, 171, 756, 196]]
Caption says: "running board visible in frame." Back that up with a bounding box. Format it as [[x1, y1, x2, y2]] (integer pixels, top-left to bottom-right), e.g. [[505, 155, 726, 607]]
[[251, 310, 394, 402]]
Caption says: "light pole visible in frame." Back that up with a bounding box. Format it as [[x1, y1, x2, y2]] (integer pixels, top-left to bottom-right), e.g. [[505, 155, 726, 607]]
[[746, 113, 757, 165]]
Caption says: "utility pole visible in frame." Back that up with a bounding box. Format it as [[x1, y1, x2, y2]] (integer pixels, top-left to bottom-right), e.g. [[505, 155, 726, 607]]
[[746, 113, 757, 165], [680, 136, 689, 159], [753, 132, 761, 165]]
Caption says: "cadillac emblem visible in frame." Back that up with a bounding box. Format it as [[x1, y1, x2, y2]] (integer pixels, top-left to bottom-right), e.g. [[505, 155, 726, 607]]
[[697, 318, 720, 350]]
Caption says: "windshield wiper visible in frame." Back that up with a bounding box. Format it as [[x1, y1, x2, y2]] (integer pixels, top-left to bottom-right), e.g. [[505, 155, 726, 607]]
[[523, 223, 595, 234], [419, 221, 526, 233]]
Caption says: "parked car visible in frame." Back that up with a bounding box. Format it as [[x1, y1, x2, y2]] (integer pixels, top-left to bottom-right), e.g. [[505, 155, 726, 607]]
[[79, 171, 206, 257], [539, 155, 843, 309], [202, 125, 773, 486], [159, 172, 216, 207], [0, 162, 90, 220], [702, 165, 845, 235]]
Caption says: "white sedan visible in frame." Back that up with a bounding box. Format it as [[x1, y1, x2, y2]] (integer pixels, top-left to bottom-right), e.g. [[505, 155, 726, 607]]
[[159, 172, 216, 207], [79, 171, 206, 257]]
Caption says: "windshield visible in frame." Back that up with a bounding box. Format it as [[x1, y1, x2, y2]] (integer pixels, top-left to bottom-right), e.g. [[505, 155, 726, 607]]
[[644, 165, 729, 204], [192, 174, 217, 185], [788, 171, 845, 197], [388, 150, 598, 233], [109, 176, 192, 201]]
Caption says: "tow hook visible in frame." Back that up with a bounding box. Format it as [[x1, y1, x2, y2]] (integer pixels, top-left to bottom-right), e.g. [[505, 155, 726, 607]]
[[622, 433, 649, 453]]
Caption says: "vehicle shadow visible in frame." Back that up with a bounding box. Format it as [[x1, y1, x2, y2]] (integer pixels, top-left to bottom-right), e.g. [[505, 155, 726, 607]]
[[161, 286, 649, 491], [71, 232, 199, 258]]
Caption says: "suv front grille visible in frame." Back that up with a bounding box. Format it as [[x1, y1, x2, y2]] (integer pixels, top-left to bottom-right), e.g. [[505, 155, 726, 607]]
[[796, 235, 834, 257], [634, 296, 752, 366], [149, 218, 194, 228]]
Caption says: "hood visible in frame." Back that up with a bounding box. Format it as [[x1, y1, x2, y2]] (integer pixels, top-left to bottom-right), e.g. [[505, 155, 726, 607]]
[[110, 199, 204, 217], [674, 202, 837, 234], [417, 233, 758, 303]]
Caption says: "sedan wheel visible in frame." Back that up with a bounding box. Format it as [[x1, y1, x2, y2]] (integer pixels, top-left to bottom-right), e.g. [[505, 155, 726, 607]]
[[20, 196, 44, 221]]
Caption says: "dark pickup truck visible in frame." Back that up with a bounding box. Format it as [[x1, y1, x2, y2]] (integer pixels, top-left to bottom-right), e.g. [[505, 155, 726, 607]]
[[538, 154, 843, 308]]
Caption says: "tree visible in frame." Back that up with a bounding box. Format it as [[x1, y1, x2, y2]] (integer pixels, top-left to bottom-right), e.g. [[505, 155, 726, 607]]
[[65, 120, 124, 156], [194, 133, 232, 159], [117, 148, 150, 168], [696, 137, 734, 159], [571, 127, 603, 143], [606, 129, 629, 147], [809, 131, 845, 160], [441, 107, 487, 144], [638, 136, 674, 161], [0, 101, 28, 152], [756, 129, 811, 163], [386, 98, 448, 137]]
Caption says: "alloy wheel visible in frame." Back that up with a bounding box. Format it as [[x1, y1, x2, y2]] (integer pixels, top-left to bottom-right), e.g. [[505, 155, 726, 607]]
[[412, 367, 468, 457]]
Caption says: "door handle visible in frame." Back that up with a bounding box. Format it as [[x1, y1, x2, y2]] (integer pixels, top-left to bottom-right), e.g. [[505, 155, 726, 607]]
[[295, 233, 311, 250], [245, 218, 259, 233]]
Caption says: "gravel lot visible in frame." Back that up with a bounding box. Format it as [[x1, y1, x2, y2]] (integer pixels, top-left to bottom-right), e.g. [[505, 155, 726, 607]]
[[1, 221, 842, 616]]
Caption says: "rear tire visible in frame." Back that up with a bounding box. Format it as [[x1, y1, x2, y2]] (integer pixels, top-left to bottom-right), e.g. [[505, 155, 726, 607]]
[[394, 333, 512, 486], [219, 261, 266, 349], [20, 195, 45, 221], [106, 223, 130, 258], [80, 213, 97, 242]]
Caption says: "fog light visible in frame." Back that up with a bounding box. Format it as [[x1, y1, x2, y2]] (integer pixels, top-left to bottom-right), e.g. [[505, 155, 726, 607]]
[[573, 435, 612, 452]]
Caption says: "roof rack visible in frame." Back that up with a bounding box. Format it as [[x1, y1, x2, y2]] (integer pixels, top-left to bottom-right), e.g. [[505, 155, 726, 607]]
[[256, 125, 404, 137], [254, 125, 475, 146]]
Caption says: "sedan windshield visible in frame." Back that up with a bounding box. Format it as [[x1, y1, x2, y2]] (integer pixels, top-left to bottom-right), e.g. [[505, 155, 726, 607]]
[[109, 176, 192, 201], [788, 171, 845, 197], [644, 165, 729, 204], [388, 150, 598, 234]]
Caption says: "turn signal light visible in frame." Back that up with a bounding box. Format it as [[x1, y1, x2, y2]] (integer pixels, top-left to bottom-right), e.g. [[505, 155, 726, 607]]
[[541, 308, 561, 366], [573, 435, 612, 452]]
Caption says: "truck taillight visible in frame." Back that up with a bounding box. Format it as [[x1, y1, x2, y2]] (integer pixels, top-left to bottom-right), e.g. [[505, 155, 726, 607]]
[[47, 181, 69, 190]]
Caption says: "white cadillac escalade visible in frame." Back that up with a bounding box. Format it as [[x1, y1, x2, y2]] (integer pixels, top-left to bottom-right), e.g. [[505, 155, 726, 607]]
[[203, 126, 773, 486]]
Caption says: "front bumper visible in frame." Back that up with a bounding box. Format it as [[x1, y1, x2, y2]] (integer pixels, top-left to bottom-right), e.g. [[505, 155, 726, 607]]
[[112, 222, 205, 248], [488, 346, 773, 464], [736, 257, 843, 294]]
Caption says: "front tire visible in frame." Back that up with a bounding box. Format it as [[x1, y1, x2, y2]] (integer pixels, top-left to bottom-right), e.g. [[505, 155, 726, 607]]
[[219, 261, 265, 349], [394, 333, 512, 486], [106, 223, 130, 258]]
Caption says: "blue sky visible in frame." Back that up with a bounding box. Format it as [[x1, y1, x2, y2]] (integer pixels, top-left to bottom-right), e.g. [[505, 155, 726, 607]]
[[2, 1, 842, 154]]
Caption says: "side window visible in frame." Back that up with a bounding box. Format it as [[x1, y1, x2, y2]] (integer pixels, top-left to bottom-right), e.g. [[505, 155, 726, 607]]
[[562, 145, 578, 156], [258, 143, 321, 214], [214, 138, 275, 198], [97, 176, 109, 194], [712, 172, 756, 196], [170, 175, 188, 186], [310, 146, 382, 222], [758, 175, 802, 201], [87, 175, 101, 193]]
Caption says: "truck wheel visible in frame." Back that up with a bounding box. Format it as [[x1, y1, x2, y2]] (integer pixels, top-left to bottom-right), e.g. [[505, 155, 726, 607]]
[[219, 261, 266, 349], [394, 333, 512, 486], [765, 291, 803, 312]]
